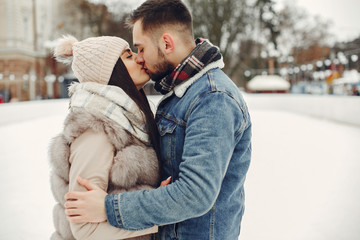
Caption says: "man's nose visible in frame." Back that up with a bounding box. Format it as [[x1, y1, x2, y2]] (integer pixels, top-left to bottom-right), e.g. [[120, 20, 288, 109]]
[[135, 54, 144, 64]]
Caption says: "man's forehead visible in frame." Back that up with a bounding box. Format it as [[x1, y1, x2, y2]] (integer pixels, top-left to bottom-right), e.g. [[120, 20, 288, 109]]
[[132, 21, 146, 47]]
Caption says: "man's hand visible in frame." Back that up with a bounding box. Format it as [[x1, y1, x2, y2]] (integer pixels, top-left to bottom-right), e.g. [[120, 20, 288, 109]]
[[64, 176, 108, 223]]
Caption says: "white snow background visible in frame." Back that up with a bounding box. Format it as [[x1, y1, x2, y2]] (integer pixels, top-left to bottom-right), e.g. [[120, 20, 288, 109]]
[[0, 94, 359, 240]]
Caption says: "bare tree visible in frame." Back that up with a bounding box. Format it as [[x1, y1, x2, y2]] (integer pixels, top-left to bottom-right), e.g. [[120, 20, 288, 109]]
[[185, 0, 282, 86], [277, 3, 334, 61], [185, 0, 334, 84], [185, 0, 251, 85], [56, 0, 131, 41]]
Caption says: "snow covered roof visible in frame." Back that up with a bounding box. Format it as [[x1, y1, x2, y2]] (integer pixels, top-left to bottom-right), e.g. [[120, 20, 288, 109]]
[[247, 75, 290, 91]]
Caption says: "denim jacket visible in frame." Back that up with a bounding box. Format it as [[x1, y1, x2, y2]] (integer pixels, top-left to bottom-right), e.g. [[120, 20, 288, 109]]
[[105, 60, 252, 240]]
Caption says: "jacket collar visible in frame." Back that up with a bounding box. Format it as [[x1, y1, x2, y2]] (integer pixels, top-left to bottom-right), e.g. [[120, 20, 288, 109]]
[[158, 57, 225, 104]]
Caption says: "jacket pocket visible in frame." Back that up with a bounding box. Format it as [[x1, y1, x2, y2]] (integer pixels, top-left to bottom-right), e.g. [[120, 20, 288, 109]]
[[157, 116, 177, 136], [156, 116, 177, 166]]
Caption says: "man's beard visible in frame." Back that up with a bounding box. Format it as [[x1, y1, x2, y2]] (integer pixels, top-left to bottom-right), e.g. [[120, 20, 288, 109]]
[[149, 48, 175, 82]]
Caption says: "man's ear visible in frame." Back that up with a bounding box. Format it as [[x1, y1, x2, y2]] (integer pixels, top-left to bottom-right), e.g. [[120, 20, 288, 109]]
[[161, 34, 175, 54]]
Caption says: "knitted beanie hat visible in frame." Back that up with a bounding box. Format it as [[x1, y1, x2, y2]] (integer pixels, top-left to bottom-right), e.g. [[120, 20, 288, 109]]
[[54, 35, 129, 85]]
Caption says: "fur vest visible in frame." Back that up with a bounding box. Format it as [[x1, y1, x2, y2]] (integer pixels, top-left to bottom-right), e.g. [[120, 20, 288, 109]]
[[49, 105, 159, 240]]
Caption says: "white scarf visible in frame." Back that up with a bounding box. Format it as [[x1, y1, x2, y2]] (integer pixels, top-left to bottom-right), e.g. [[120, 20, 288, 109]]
[[68, 82, 150, 144]]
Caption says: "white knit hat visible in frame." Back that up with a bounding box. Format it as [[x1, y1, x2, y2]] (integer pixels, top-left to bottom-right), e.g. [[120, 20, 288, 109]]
[[54, 35, 129, 85]]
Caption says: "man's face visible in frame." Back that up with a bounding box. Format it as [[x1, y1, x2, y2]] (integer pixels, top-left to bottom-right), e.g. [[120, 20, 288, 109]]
[[133, 21, 174, 82]]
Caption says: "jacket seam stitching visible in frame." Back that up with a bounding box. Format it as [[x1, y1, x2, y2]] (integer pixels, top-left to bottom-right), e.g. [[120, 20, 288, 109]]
[[210, 203, 216, 240]]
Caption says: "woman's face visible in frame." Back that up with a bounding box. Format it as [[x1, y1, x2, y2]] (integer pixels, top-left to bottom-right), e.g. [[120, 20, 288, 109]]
[[121, 49, 150, 90]]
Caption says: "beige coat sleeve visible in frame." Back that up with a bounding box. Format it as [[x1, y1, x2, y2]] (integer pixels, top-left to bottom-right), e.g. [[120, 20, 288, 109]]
[[69, 129, 158, 240]]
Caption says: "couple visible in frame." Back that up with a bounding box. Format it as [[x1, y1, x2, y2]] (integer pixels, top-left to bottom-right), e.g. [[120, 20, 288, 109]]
[[49, 0, 252, 239]]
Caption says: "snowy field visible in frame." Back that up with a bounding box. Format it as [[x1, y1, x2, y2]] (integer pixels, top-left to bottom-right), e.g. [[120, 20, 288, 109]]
[[0, 95, 360, 240]]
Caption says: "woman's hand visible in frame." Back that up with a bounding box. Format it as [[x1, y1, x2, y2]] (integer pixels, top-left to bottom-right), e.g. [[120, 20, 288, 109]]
[[64, 176, 108, 223]]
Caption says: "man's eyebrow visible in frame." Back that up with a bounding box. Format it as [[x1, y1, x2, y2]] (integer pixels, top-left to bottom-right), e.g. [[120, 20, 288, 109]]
[[134, 43, 142, 48]]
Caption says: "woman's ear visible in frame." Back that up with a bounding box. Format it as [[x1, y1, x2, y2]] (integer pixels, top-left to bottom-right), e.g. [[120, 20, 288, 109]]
[[161, 34, 175, 54]]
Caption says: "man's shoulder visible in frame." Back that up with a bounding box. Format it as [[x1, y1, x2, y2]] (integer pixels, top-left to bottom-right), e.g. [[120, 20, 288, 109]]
[[162, 68, 245, 113], [188, 68, 242, 100]]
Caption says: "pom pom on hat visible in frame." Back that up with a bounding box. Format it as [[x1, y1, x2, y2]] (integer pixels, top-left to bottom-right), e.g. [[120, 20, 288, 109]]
[[54, 35, 78, 57], [54, 35, 78, 65], [53, 35, 130, 85]]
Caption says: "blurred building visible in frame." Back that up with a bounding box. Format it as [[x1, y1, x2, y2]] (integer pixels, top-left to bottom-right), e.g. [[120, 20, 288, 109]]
[[0, 0, 69, 102], [0, 0, 128, 102]]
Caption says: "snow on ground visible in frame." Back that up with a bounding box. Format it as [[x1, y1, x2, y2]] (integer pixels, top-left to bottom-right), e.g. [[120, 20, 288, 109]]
[[0, 96, 359, 240], [241, 110, 360, 240]]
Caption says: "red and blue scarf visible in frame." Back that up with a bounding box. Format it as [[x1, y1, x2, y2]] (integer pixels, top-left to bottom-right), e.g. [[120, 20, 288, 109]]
[[154, 38, 222, 94]]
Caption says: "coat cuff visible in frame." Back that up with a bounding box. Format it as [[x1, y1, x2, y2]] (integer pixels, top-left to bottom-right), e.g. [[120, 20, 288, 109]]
[[105, 194, 125, 228]]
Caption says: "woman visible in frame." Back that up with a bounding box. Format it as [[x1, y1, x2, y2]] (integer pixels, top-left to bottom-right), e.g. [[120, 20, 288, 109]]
[[49, 35, 160, 240]]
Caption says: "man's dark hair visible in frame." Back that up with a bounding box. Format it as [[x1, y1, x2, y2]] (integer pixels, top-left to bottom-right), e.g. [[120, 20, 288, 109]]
[[126, 0, 193, 37]]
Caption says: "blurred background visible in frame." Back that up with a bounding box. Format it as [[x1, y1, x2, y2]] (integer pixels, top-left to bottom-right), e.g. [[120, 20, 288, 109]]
[[0, 0, 360, 103]]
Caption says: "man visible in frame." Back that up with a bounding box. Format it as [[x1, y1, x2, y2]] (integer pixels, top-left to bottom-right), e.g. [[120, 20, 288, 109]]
[[65, 0, 252, 239]]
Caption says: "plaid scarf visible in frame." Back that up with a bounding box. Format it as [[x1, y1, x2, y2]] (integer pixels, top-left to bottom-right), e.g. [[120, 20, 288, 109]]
[[68, 82, 150, 144], [154, 38, 222, 94]]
